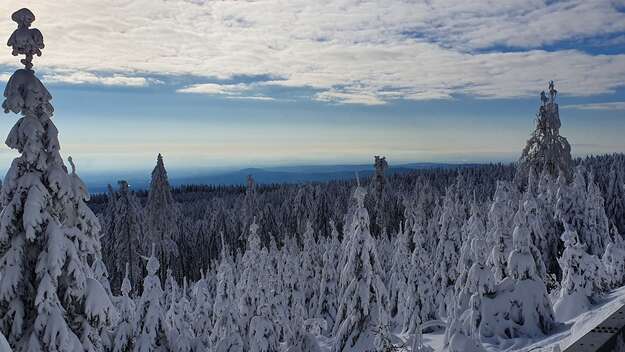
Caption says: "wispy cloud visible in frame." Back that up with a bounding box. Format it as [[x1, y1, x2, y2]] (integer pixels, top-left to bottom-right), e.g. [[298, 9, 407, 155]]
[[0, 1, 624, 104], [176, 83, 252, 95], [562, 102, 625, 111], [42, 71, 158, 87], [176, 82, 274, 100]]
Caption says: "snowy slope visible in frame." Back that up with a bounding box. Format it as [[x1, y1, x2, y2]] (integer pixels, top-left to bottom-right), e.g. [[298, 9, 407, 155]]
[[308, 286, 625, 352], [417, 286, 625, 352]]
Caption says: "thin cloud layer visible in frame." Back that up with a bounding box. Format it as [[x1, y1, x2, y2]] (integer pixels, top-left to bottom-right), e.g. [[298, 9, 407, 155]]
[[1, 0, 624, 104], [563, 102, 625, 111]]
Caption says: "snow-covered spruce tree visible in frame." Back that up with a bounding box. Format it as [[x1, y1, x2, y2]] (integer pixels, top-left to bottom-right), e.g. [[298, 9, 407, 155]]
[[134, 245, 168, 352], [582, 172, 609, 256], [285, 317, 321, 352], [165, 279, 194, 352], [301, 220, 321, 318], [603, 225, 625, 288], [369, 155, 389, 236], [242, 174, 259, 234], [248, 304, 279, 352], [555, 166, 585, 227], [525, 168, 560, 277], [237, 219, 266, 336], [486, 181, 517, 281], [212, 249, 244, 351], [113, 264, 136, 352], [387, 223, 411, 329], [163, 268, 178, 309], [92, 256, 113, 297], [606, 165, 625, 233], [190, 270, 212, 350], [332, 184, 389, 352], [433, 184, 463, 319], [554, 224, 609, 321], [100, 184, 119, 291], [447, 236, 493, 352], [280, 239, 305, 330], [402, 221, 436, 334], [112, 180, 147, 293], [0, 8, 116, 351], [145, 153, 180, 283], [513, 200, 548, 282], [315, 221, 340, 333], [477, 207, 554, 339], [516, 81, 573, 184], [455, 196, 485, 302]]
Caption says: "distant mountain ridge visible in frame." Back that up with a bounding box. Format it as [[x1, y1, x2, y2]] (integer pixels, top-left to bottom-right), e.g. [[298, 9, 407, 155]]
[[86, 162, 479, 193]]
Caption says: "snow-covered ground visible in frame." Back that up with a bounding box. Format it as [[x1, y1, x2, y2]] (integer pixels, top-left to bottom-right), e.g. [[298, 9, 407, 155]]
[[307, 286, 625, 352], [423, 286, 625, 352]]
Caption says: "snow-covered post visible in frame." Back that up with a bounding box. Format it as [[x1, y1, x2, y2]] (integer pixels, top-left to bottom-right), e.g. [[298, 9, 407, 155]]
[[0, 8, 116, 351]]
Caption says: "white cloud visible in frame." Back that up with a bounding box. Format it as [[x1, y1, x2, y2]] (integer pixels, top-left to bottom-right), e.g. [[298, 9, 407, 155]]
[[562, 102, 625, 111], [315, 89, 386, 106], [176, 83, 252, 95], [225, 96, 275, 101], [177, 82, 274, 100], [0, 0, 623, 104], [42, 71, 155, 86]]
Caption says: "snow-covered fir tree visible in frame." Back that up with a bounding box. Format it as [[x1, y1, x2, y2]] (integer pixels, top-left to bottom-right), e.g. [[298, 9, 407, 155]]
[[191, 270, 213, 350], [603, 225, 625, 288], [517, 81, 573, 184], [165, 279, 194, 352], [403, 220, 436, 334], [455, 196, 485, 302], [448, 236, 493, 352], [606, 165, 625, 233], [134, 245, 168, 352], [433, 185, 463, 318], [0, 9, 115, 351], [554, 224, 609, 321], [582, 171, 609, 255], [486, 181, 517, 281], [315, 221, 340, 333], [478, 207, 554, 339], [332, 183, 389, 351], [388, 223, 411, 329], [212, 249, 244, 351], [301, 220, 321, 318], [145, 153, 180, 283], [163, 269, 178, 309], [248, 304, 279, 352], [370, 155, 390, 236], [525, 168, 560, 276], [237, 219, 264, 336], [113, 264, 136, 352], [285, 317, 321, 352], [111, 180, 148, 292], [513, 200, 548, 282]]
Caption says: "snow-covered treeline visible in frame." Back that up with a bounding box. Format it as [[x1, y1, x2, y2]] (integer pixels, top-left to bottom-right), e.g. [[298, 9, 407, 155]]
[[88, 82, 625, 351]]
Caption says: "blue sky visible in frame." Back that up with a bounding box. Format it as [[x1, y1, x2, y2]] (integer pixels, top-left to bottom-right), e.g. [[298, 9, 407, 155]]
[[0, 0, 625, 177]]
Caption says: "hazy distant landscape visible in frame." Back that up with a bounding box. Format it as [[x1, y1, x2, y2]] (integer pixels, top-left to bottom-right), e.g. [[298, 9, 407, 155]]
[[83, 162, 478, 192]]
